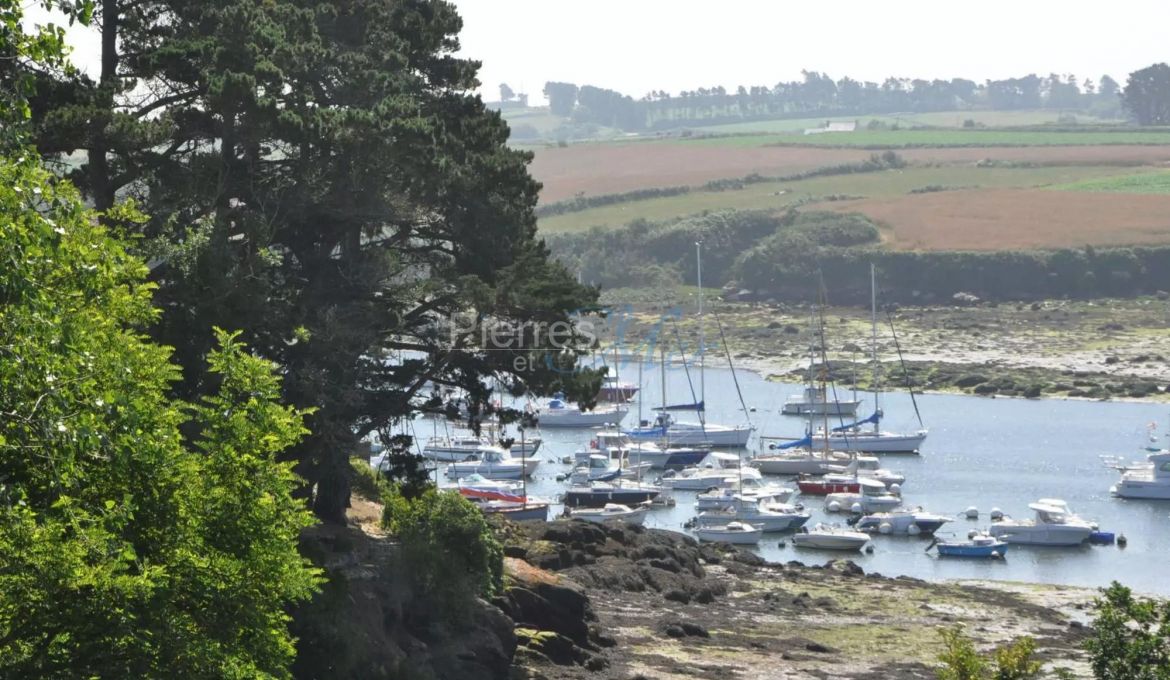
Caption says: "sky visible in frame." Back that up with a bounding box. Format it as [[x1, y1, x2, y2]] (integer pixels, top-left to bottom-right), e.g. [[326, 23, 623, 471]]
[[26, 0, 1169, 103]]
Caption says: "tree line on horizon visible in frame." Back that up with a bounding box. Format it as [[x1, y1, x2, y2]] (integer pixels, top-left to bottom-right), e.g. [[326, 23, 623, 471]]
[[537, 66, 1170, 131]]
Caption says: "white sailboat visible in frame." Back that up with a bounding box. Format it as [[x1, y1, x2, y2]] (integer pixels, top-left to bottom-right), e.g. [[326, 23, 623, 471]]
[[807, 265, 928, 454]]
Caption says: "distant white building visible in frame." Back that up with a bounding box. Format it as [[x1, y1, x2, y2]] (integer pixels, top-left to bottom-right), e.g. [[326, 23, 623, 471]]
[[804, 121, 857, 135]]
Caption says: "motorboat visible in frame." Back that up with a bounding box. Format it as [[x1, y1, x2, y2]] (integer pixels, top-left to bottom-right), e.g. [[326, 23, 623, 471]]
[[696, 479, 794, 510], [536, 396, 629, 428], [988, 499, 1096, 546], [695, 499, 810, 532], [782, 385, 861, 417], [445, 447, 540, 480], [454, 474, 526, 502], [422, 435, 498, 462], [1111, 451, 1170, 500], [569, 454, 623, 484], [824, 477, 902, 513], [855, 508, 951, 535], [586, 431, 708, 470], [563, 480, 664, 508], [931, 532, 1009, 558], [658, 452, 762, 490], [626, 411, 753, 448], [791, 523, 871, 551], [568, 502, 648, 526], [854, 455, 906, 487], [693, 520, 763, 545]]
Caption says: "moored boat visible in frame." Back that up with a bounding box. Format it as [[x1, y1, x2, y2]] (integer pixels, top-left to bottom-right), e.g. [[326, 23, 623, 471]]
[[693, 520, 763, 545], [1111, 451, 1170, 500], [931, 532, 1009, 558], [569, 502, 648, 526], [988, 499, 1096, 546], [537, 396, 629, 428], [563, 480, 664, 508], [791, 523, 871, 551], [855, 508, 951, 535]]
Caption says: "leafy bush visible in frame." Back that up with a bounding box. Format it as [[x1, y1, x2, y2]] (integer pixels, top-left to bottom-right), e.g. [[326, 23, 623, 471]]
[[1084, 582, 1170, 680], [936, 626, 1042, 680], [382, 487, 504, 607]]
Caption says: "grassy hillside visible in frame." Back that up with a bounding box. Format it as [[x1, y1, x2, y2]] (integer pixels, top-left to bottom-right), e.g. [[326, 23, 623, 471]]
[[1053, 170, 1170, 194], [681, 128, 1170, 148]]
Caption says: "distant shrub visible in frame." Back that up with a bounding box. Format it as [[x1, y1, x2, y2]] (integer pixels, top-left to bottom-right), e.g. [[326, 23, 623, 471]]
[[1084, 581, 1170, 680]]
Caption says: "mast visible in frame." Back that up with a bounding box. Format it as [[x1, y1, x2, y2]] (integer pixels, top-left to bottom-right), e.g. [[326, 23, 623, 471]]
[[660, 341, 669, 446], [696, 241, 705, 408], [870, 263, 880, 435], [519, 425, 527, 508]]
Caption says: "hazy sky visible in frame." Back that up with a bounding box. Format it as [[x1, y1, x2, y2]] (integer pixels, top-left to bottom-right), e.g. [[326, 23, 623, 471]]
[[454, 0, 1168, 101], [29, 0, 1168, 102]]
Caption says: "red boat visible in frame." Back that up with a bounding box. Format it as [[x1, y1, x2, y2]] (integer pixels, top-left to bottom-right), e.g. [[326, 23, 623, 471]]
[[797, 475, 860, 495]]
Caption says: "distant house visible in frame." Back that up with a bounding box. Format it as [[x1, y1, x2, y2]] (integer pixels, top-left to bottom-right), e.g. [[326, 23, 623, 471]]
[[803, 120, 857, 135]]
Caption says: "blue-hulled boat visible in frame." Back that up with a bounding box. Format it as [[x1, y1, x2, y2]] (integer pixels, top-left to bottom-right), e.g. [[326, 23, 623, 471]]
[[931, 532, 1009, 558]]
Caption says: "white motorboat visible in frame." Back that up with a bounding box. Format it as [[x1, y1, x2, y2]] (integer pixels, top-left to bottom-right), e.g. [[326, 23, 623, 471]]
[[452, 473, 525, 501], [536, 396, 629, 428], [782, 385, 862, 417], [693, 520, 763, 545], [825, 477, 902, 513], [569, 454, 623, 484], [659, 452, 763, 490], [696, 479, 794, 510], [855, 508, 951, 535], [585, 431, 709, 470], [472, 499, 550, 521], [750, 445, 854, 475], [445, 447, 540, 480], [855, 455, 906, 487], [988, 499, 1096, 546], [695, 499, 810, 532], [422, 435, 498, 462], [1111, 451, 1170, 500], [792, 523, 871, 551], [569, 503, 648, 526]]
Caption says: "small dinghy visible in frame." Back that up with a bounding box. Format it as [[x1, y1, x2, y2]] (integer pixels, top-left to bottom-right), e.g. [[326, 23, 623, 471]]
[[791, 523, 870, 551], [693, 520, 763, 545], [931, 532, 1009, 558], [568, 502, 648, 526]]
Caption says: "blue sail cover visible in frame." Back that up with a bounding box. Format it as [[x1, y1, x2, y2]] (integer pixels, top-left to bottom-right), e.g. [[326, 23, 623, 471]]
[[654, 401, 705, 412], [770, 435, 812, 450], [830, 411, 881, 432]]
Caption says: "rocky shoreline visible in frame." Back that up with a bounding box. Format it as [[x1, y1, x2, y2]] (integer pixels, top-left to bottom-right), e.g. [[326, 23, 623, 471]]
[[496, 519, 1095, 680]]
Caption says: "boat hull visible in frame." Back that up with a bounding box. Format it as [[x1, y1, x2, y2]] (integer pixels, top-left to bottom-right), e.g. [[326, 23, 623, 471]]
[[695, 511, 807, 532], [564, 488, 661, 508], [809, 431, 928, 454], [694, 526, 763, 544], [628, 426, 752, 448], [792, 533, 869, 550], [988, 523, 1093, 546], [797, 479, 860, 495], [781, 400, 861, 416], [539, 407, 629, 428], [1112, 481, 1170, 500], [936, 542, 1009, 557], [751, 455, 850, 475], [480, 503, 549, 522], [570, 507, 648, 526]]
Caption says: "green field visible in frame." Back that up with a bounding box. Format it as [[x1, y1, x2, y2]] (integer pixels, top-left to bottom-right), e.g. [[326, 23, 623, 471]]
[[538, 165, 1157, 233], [691, 109, 1123, 135], [679, 128, 1170, 148], [1053, 170, 1170, 194]]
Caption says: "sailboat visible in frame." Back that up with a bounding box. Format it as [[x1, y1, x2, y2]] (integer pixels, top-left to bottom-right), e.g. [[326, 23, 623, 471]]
[[807, 265, 928, 454], [626, 242, 753, 448], [690, 390, 763, 545]]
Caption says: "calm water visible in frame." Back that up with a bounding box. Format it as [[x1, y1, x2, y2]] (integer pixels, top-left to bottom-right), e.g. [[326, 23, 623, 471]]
[[434, 362, 1170, 596]]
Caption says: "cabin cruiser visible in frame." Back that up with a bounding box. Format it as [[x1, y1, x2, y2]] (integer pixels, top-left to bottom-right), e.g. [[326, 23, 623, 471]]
[[824, 477, 902, 513], [782, 386, 861, 417], [569, 454, 623, 484], [568, 503, 648, 526], [455, 475, 550, 521], [658, 452, 762, 490], [563, 480, 664, 508], [855, 508, 951, 535], [693, 520, 762, 544], [1111, 451, 1170, 500], [626, 411, 753, 448], [696, 478, 794, 510], [695, 498, 810, 532], [597, 376, 639, 403], [536, 395, 629, 428], [989, 499, 1096, 546], [585, 431, 708, 470], [791, 523, 871, 551], [445, 447, 540, 480]]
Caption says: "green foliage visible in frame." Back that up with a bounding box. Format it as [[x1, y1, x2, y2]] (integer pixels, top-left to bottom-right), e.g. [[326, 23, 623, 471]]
[[0, 157, 319, 678], [349, 458, 388, 503], [1085, 582, 1170, 680], [936, 627, 1042, 680], [937, 626, 990, 680], [382, 486, 504, 608], [1123, 63, 1170, 126]]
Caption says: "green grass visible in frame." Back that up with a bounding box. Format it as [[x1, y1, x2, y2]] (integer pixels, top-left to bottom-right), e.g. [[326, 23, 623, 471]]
[[690, 109, 1123, 135], [538, 165, 1155, 233], [1053, 170, 1170, 194], [678, 128, 1170, 149]]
